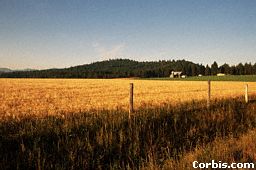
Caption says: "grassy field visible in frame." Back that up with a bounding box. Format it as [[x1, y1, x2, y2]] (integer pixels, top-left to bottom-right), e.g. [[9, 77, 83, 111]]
[[1, 78, 256, 118], [1, 78, 256, 169], [147, 75, 256, 82]]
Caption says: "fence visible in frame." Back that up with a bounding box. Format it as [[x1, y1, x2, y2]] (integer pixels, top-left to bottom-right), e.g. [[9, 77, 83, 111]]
[[1, 80, 255, 118], [128, 81, 252, 118]]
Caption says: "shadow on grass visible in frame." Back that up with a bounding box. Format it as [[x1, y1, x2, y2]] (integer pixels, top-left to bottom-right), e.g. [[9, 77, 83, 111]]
[[1, 96, 256, 169]]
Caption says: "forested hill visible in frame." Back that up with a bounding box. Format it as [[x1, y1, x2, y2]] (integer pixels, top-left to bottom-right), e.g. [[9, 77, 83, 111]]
[[0, 59, 256, 78], [0, 59, 204, 78]]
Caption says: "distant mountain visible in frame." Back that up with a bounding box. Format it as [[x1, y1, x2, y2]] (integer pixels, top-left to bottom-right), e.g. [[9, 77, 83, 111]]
[[0, 68, 37, 73], [17, 68, 37, 72], [0, 68, 12, 73]]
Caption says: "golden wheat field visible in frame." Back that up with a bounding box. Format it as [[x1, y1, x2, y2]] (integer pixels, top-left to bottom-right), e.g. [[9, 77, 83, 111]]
[[0, 78, 255, 118]]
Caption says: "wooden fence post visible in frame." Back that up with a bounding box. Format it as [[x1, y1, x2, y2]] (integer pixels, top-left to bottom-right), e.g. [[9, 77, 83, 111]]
[[207, 80, 211, 108], [129, 83, 134, 118], [245, 84, 248, 103]]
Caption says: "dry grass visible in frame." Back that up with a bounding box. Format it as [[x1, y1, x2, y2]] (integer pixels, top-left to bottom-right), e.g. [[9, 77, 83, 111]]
[[1, 91, 256, 169], [1, 78, 255, 118], [161, 128, 256, 170]]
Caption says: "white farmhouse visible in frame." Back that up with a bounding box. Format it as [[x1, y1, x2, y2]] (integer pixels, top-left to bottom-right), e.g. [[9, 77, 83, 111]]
[[170, 71, 182, 78]]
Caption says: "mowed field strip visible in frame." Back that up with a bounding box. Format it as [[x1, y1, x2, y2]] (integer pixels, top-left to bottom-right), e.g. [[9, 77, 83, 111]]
[[1, 78, 256, 117]]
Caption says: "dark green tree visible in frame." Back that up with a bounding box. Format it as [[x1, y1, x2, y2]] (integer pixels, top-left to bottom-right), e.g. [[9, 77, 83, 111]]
[[211, 61, 218, 75], [244, 62, 253, 75], [191, 64, 197, 76], [205, 65, 211, 76], [236, 63, 244, 75], [219, 63, 230, 74], [253, 63, 256, 74]]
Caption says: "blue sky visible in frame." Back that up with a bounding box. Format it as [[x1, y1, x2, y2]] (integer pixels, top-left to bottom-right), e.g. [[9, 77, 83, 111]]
[[0, 0, 256, 69]]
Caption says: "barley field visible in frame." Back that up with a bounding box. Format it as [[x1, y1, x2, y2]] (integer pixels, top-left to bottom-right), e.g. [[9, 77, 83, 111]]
[[0, 78, 255, 118]]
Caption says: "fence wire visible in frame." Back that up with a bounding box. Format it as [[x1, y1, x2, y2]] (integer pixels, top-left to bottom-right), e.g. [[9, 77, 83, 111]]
[[1, 87, 255, 103]]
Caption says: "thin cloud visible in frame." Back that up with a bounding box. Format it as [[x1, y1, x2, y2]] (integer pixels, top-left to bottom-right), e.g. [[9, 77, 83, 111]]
[[93, 42, 125, 60]]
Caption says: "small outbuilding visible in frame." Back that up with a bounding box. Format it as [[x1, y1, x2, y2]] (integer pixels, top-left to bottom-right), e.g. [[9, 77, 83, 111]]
[[217, 73, 225, 76]]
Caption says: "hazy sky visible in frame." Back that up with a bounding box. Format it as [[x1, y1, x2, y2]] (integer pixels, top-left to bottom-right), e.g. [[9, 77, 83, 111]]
[[0, 0, 256, 69]]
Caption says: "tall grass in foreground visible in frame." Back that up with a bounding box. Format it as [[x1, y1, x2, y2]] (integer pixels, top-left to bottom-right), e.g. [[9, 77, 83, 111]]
[[162, 128, 256, 170], [1, 97, 256, 169]]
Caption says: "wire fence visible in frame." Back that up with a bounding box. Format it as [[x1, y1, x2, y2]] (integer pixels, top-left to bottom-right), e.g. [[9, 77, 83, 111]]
[[1, 81, 255, 111], [1, 81, 256, 122], [1, 87, 255, 101]]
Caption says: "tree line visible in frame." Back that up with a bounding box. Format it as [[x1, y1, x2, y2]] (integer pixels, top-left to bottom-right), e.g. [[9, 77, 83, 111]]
[[0, 59, 256, 78]]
